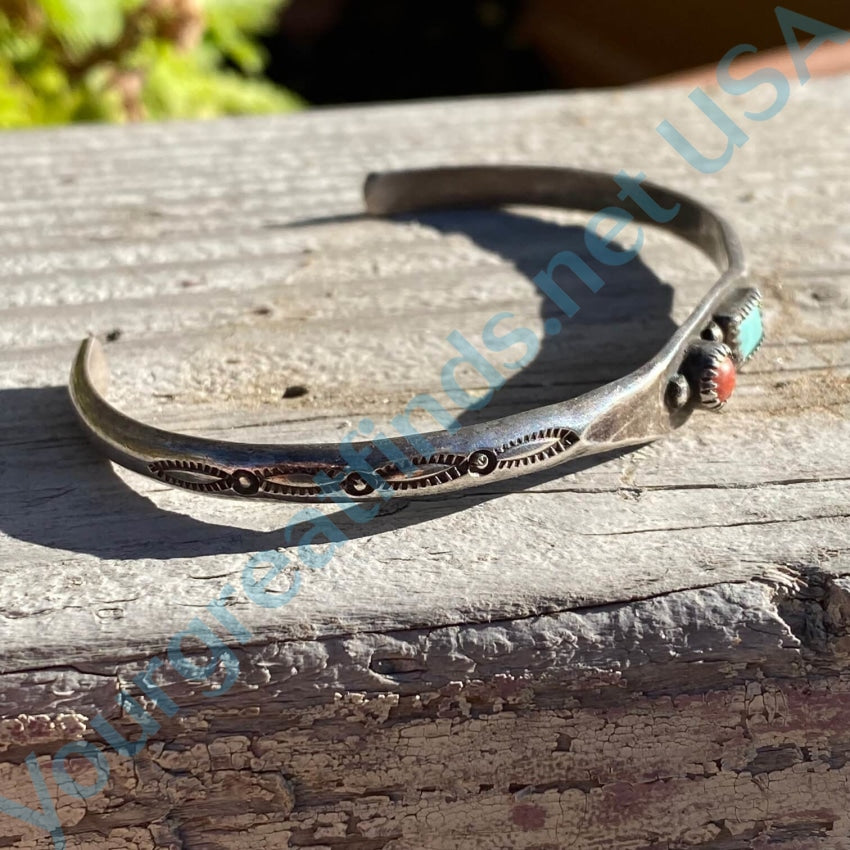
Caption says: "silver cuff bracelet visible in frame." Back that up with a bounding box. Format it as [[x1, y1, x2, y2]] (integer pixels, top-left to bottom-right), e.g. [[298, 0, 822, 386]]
[[69, 165, 764, 502]]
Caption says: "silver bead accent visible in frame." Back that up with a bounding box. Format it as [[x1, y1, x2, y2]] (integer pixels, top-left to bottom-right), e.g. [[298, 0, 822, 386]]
[[701, 320, 725, 343], [666, 373, 692, 410]]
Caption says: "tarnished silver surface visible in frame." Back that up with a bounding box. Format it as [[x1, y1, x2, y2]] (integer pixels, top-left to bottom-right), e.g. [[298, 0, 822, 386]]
[[68, 165, 757, 502]]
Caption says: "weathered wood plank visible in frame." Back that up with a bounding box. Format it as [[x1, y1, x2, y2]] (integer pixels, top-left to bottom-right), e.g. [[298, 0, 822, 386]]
[[0, 75, 849, 848]]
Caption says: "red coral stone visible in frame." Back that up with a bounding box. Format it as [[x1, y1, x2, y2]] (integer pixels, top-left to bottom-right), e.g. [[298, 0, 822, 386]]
[[714, 355, 737, 402]]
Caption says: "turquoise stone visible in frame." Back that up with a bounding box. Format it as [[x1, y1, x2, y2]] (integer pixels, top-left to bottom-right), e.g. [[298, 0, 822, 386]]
[[737, 306, 764, 361]]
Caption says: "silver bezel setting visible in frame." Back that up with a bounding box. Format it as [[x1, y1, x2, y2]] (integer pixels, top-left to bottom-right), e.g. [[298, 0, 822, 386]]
[[697, 341, 736, 411], [714, 287, 764, 366]]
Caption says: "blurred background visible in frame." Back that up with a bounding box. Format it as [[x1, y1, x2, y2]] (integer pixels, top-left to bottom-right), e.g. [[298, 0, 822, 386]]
[[1, 0, 849, 127]]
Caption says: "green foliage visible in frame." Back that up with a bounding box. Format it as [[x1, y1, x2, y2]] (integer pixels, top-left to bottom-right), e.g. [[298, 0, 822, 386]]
[[0, 0, 300, 127]]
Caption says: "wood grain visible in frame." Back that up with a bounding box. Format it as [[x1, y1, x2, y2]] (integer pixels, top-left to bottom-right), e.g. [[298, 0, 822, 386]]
[[0, 76, 849, 848]]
